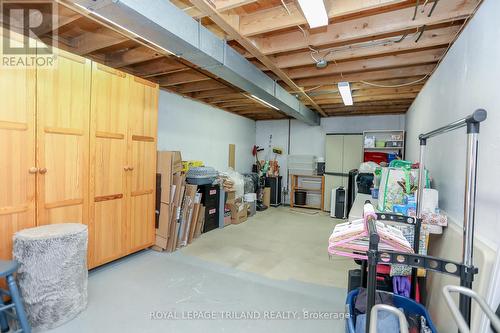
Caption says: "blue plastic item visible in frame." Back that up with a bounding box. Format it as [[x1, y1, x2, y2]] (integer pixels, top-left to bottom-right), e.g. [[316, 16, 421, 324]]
[[387, 153, 398, 163], [393, 204, 408, 215], [345, 288, 437, 333]]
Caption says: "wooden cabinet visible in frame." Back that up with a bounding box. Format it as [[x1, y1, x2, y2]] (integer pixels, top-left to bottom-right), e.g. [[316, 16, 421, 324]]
[[0, 55, 36, 260], [0, 31, 158, 267], [89, 64, 158, 268]]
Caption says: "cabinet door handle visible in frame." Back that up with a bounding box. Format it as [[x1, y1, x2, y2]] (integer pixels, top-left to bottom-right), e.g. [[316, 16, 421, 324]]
[[39, 168, 47, 174], [124, 166, 129, 171], [29, 167, 38, 174], [129, 166, 134, 171]]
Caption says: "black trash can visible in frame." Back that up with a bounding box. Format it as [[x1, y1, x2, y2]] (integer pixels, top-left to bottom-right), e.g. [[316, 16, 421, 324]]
[[295, 191, 307, 206]]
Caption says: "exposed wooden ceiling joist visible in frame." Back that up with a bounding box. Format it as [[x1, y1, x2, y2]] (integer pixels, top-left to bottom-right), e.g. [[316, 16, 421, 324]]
[[326, 110, 407, 117], [286, 47, 445, 79], [309, 94, 418, 105], [174, 80, 228, 93], [190, 87, 238, 98], [105, 45, 163, 68], [307, 85, 424, 99], [294, 64, 436, 87], [73, 27, 128, 55], [268, 25, 461, 69], [214, 0, 259, 12], [157, 69, 212, 86], [320, 100, 414, 108], [286, 77, 427, 93]]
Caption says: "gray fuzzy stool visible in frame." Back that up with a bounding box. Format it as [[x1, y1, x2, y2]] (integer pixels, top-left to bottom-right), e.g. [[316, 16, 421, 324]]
[[13, 223, 88, 331]]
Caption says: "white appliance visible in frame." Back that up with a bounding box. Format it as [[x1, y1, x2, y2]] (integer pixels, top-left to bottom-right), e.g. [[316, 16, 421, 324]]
[[324, 134, 363, 212]]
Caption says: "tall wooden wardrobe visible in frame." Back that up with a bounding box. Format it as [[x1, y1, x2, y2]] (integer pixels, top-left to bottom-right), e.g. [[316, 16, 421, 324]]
[[89, 63, 158, 268], [0, 36, 158, 268]]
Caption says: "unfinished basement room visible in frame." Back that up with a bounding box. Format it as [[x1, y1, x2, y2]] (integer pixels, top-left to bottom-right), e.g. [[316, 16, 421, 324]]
[[0, 0, 499, 332]]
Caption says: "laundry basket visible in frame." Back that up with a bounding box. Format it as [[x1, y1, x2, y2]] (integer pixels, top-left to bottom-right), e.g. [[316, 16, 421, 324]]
[[345, 288, 436, 333]]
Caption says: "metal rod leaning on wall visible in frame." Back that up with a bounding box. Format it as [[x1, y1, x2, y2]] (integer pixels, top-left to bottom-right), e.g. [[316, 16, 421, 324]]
[[416, 109, 487, 326], [365, 202, 380, 333]]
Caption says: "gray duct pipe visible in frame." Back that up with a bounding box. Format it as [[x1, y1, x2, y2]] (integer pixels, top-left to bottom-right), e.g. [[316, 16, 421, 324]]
[[63, 0, 320, 125]]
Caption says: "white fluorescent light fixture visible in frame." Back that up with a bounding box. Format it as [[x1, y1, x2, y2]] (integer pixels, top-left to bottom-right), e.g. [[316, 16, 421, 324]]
[[297, 0, 328, 28], [338, 82, 353, 106], [73, 3, 177, 56], [250, 94, 279, 110]]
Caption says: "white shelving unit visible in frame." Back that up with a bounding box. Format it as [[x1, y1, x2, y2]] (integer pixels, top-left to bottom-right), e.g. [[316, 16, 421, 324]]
[[363, 130, 405, 162]]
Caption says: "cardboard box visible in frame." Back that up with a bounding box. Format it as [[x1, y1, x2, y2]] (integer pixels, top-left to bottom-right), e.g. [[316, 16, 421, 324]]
[[166, 204, 179, 252], [188, 203, 201, 244], [178, 184, 198, 247], [173, 174, 185, 206], [157, 151, 182, 204], [229, 202, 247, 225], [155, 202, 171, 242], [171, 151, 183, 173], [195, 206, 205, 238], [226, 191, 236, 204], [154, 235, 168, 250], [263, 187, 271, 207]]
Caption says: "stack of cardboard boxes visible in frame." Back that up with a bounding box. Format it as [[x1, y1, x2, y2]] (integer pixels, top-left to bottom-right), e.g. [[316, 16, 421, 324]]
[[155, 151, 205, 252], [225, 191, 249, 225]]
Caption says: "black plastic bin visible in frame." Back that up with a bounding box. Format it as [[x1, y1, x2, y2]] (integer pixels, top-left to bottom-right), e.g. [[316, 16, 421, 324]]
[[294, 191, 307, 206]]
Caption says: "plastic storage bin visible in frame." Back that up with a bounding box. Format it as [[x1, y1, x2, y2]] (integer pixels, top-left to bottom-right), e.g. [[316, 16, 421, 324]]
[[298, 177, 322, 190], [306, 193, 322, 207], [387, 153, 398, 163], [289, 168, 316, 176], [364, 152, 387, 164], [345, 289, 437, 333], [288, 155, 316, 174], [294, 191, 307, 205]]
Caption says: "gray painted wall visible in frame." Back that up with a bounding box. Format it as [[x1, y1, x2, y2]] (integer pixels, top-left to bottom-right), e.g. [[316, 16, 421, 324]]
[[405, 0, 500, 330], [157, 90, 256, 173]]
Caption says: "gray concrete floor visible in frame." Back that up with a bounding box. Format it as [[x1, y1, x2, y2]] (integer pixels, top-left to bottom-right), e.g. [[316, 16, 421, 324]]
[[48, 207, 356, 333]]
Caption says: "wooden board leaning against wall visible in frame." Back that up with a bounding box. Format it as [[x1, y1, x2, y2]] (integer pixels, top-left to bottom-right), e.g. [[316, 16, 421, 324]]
[[0, 29, 159, 269]]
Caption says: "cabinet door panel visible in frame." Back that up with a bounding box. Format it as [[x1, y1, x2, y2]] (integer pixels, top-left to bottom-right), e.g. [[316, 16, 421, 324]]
[[92, 138, 127, 265], [92, 64, 129, 134], [0, 58, 36, 259], [36, 51, 90, 226], [90, 64, 129, 267], [342, 135, 363, 173], [94, 199, 126, 265], [129, 193, 154, 252], [128, 140, 155, 251], [127, 77, 158, 252], [129, 77, 158, 137], [94, 138, 127, 197]]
